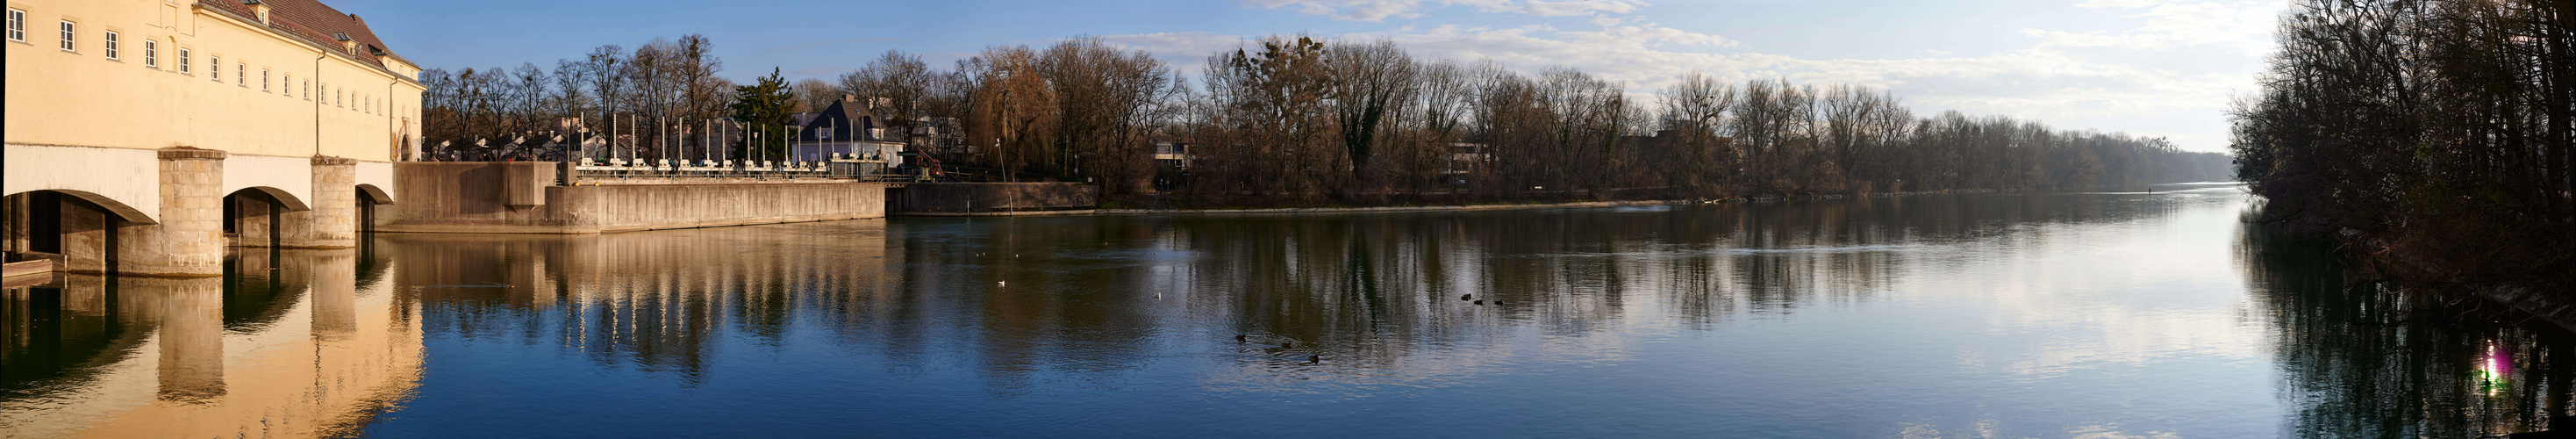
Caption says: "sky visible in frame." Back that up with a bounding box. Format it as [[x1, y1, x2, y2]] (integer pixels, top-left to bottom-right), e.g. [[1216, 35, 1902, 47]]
[[335, 0, 2289, 153]]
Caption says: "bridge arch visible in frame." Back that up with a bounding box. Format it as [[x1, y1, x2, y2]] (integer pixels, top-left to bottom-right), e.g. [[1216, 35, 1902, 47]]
[[4, 189, 158, 273], [5, 189, 157, 225], [223, 186, 309, 248], [355, 184, 394, 205]]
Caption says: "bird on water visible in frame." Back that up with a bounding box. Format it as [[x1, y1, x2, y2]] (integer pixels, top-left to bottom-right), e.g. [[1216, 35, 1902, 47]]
[[1460, 294, 1472, 301], [1308, 356, 1320, 363], [1281, 342, 1294, 349], [1235, 335, 1248, 342]]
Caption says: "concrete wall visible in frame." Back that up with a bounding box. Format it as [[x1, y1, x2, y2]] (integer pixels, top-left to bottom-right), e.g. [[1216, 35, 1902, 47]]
[[892, 183, 1098, 215], [385, 162, 885, 234]]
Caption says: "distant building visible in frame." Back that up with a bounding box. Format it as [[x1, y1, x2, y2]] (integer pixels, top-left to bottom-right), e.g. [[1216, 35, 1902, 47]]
[[788, 96, 905, 169], [1154, 142, 1198, 170]]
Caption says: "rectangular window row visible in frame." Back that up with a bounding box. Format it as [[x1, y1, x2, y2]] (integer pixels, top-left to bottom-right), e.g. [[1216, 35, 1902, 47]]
[[16, 7, 376, 111]]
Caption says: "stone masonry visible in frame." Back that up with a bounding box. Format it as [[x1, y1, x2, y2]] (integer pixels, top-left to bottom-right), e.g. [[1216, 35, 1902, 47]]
[[282, 156, 358, 248], [118, 148, 227, 277]]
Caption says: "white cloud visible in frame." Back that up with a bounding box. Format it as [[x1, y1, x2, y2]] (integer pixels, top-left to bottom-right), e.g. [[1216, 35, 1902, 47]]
[[2027, 0, 2285, 56], [1234, 0, 1642, 22], [1129, 0, 2286, 152]]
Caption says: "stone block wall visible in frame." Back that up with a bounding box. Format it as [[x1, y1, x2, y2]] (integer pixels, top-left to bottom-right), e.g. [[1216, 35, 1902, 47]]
[[280, 157, 358, 248], [118, 148, 229, 277], [385, 162, 886, 234]]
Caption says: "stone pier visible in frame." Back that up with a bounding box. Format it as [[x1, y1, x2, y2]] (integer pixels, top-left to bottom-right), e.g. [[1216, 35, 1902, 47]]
[[282, 157, 359, 248], [117, 148, 228, 277]]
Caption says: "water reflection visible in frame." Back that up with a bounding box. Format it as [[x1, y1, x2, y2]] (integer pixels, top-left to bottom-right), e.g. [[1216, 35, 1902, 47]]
[[2237, 220, 2576, 437], [6, 186, 2571, 437], [1, 248, 420, 438]]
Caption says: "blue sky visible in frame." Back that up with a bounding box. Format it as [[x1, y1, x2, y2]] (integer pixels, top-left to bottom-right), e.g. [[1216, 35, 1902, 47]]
[[337, 0, 2286, 153]]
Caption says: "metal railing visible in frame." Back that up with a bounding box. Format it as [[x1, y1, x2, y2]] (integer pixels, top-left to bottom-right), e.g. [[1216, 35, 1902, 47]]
[[567, 154, 929, 184]]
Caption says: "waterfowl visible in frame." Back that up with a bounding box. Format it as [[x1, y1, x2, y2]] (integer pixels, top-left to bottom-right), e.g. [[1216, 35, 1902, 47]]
[[1460, 294, 1472, 301], [1235, 335, 1248, 342], [1308, 356, 1320, 363], [1474, 299, 1485, 305], [1281, 342, 1294, 349]]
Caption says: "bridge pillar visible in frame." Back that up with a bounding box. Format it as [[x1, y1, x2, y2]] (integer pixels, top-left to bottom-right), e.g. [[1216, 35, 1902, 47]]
[[228, 194, 276, 248], [58, 197, 111, 273], [118, 148, 227, 277], [282, 156, 357, 248]]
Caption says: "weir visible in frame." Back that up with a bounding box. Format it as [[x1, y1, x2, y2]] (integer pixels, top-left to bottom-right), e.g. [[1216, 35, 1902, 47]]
[[379, 162, 890, 234]]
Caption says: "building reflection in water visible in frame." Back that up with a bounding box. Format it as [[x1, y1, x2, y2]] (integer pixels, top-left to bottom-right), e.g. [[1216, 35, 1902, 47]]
[[0, 245, 419, 438], [6, 189, 2567, 436], [2237, 219, 2576, 437]]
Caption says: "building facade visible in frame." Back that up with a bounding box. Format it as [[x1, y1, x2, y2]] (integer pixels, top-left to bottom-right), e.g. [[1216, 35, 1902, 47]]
[[4, 0, 423, 276], [790, 97, 906, 169]]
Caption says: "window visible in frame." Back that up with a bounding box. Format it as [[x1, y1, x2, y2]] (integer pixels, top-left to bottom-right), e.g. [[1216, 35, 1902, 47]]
[[144, 40, 156, 68], [235, 63, 244, 86], [58, 20, 72, 51], [210, 56, 219, 81], [103, 31, 116, 60], [301, 79, 308, 98], [7, 9, 24, 42], [178, 48, 189, 74], [261, 69, 269, 91]]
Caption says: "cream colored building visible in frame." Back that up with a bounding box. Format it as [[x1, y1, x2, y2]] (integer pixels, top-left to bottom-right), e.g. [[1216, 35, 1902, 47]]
[[4, 0, 422, 276]]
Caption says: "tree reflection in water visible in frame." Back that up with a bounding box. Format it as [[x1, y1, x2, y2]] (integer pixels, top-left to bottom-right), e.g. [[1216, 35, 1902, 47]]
[[13, 188, 2574, 437], [2239, 220, 2576, 438]]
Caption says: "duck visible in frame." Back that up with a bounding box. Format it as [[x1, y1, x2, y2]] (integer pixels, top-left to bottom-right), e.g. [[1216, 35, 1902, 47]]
[[1235, 335, 1248, 342], [1474, 299, 1485, 305], [1460, 294, 1472, 301], [1281, 342, 1294, 349], [1308, 356, 1320, 363]]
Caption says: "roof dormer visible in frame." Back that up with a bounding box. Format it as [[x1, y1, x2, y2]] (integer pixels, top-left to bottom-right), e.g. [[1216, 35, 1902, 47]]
[[333, 32, 354, 54], [244, 0, 270, 25]]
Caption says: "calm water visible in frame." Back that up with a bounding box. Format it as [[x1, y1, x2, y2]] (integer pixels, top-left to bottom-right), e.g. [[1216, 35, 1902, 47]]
[[5, 184, 2572, 437]]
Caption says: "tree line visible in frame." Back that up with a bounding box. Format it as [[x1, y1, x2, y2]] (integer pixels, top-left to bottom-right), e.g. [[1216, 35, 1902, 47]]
[[419, 33, 2231, 199], [2230, 0, 2572, 292]]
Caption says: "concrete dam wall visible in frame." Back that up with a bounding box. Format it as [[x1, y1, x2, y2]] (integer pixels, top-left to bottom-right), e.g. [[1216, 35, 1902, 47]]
[[891, 183, 1098, 216], [386, 162, 885, 234]]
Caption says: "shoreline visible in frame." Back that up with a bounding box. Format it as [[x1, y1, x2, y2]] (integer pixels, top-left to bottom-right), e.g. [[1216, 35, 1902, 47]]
[[1086, 188, 2021, 216], [1094, 199, 1682, 215]]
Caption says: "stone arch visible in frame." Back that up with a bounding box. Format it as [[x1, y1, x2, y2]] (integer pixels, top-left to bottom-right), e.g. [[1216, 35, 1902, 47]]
[[229, 186, 311, 212], [355, 184, 394, 205], [224, 187, 307, 248], [5, 189, 157, 274], [354, 184, 392, 233], [6, 189, 157, 225]]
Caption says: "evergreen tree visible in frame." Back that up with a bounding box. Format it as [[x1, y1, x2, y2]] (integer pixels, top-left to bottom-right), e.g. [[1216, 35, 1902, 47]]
[[730, 68, 795, 160]]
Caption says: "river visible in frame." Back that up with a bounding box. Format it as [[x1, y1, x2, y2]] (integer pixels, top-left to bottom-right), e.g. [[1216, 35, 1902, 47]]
[[4, 184, 2569, 437]]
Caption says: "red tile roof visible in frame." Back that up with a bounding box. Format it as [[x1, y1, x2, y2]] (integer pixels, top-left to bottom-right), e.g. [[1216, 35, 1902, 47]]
[[196, 0, 403, 70]]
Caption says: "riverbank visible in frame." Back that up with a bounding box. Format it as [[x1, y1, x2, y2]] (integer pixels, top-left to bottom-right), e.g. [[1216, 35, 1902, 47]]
[[1098, 199, 1678, 215], [2332, 227, 2576, 334], [1092, 189, 2007, 216]]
